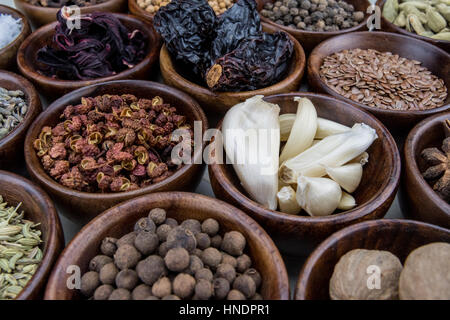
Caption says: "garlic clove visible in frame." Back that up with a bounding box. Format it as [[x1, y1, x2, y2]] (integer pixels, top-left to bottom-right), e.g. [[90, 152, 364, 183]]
[[296, 176, 342, 217], [325, 163, 363, 193], [279, 113, 295, 142], [338, 192, 357, 211], [349, 152, 369, 166], [277, 186, 302, 214], [315, 118, 350, 139]]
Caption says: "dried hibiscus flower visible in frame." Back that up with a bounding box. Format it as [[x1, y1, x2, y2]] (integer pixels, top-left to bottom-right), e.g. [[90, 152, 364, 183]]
[[37, 9, 147, 80]]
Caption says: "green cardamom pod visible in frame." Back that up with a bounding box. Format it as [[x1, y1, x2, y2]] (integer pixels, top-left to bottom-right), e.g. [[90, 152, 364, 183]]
[[436, 3, 450, 22], [409, 14, 427, 34], [399, 1, 431, 11], [394, 11, 407, 26], [383, 0, 399, 23], [402, 4, 429, 23], [431, 31, 450, 39], [426, 7, 447, 32]]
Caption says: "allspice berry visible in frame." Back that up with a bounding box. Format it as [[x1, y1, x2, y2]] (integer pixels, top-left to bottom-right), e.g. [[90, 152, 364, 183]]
[[201, 247, 222, 268], [236, 254, 252, 273], [134, 230, 159, 255], [216, 263, 236, 284], [166, 226, 197, 253], [195, 233, 211, 250], [195, 268, 214, 282], [162, 295, 181, 300], [227, 289, 246, 300], [157, 224, 172, 242], [159, 241, 169, 257], [101, 237, 117, 257], [251, 293, 263, 300], [136, 255, 167, 285], [165, 247, 190, 272], [213, 277, 230, 300], [80, 271, 100, 297], [329, 249, 403, 300], [114, 244, 142, 270], [132, 284, 152, 300], [399, 242, 450, 300], [148, 208, 166, 225], [152, 276, 172, 298], [94, 284, 114, 300], [99, 263, 119, 285], [165, 218, 178, 228], [210, 235, 222, 248], [233, 275, 256, 298], [221, 231, 246, 256], [244, 268, 262, 289], [89, 255, 113, 273], [201, 218, 219, 236], [115, 269, 139, 290], [185, 255, 204, 275], [109, 288, 131, 300], [116, 232, 137, 247], [222, 254, 237, 268], [195, 279, 213, 300], [145, 296, 160, 300], [134, 217, 156, 233], [180, 219, 202, 235], [173, 273, 196, 299]]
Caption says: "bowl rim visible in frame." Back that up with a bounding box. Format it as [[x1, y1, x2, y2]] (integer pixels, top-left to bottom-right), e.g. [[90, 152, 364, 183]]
[[0, 70, 42, 151], [209, 91, 401, 224], [404, 111, 450, 213], [259, 0, 371, 36], [44, 191, 290, 300], [159, 24, 306, 97], [308, 31, 450, 116], [128, 0, 154, 19], [0, 170, 63, 300], [24, 79, 208, 200], [379, 0, 450, 46], [16, 13, 159, 86], [13, 0, 122, 12], [294, 218, 450, 300], [0, 4, 31, 55]]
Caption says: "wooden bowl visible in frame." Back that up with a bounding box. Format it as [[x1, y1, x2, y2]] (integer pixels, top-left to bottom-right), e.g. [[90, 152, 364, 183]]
[[14, 0, 128, 28], [0, 70, 42, 170], [295, 219, 450, 300], [308, 31, 450, 134], [17, 13, 161, 101], [0, 5, 31, 71], [160, 23, 305, 115], [208, 92, 401, 255], [44, 192, 290, 300], [379, 0, 450, 53], [259, 0, 370, 54], [400, 111, 450, 229], [24, 80, 208, 224], [0, 170, 64, 300]]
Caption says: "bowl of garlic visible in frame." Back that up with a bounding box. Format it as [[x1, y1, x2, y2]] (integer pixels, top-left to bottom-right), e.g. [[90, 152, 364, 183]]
[[208, 93, 401, 253]]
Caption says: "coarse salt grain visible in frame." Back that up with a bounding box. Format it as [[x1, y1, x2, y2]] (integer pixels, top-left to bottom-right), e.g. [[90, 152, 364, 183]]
[[0, 14, 23, 50]]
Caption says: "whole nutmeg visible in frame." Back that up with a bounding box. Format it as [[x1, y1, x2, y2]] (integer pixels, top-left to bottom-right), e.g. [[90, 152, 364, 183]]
[[329, 249, 403, 300], [132, 284, 152, 300], [201, 247, 222, 268], [173, 273, 196, 299], [134, 217, 156, 233], [180, 219, 202, 235], [115, 269, 139, 290], [216, 263, 236, 284], [109, 288, 131, 300], [236, 254, 252, 273], [80, 271, 100, 297], [99, 263, 119, 285], [166, 226, 197, 253], [233, 275, 256, 299], [152, 276, 172, 298], [165, 247, 190, 272], [227, 289, 246, 300], [195, 268, 214, 282], [213, 277, 230, 300], [116, 232, 137, 247], [399, 242, 450, 300], [114, 244, 142, 270], [136, 255, 167, 285], [94, 284, 114, 300], [201, 218, 219, 236], [195, 279, 213, 300], [134, 230, 159, 255], [221, 231, 246, 256], [100, 237, 117, 257], [89, 255, 113, 273], [148, 208, 166, 225]]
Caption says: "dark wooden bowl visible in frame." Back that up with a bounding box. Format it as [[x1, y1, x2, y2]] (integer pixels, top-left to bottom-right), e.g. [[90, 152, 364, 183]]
[[24, 80, 208, 224], [259, 0, 370, 54], [44, 192, 290, 300], [400, 111, 450, 229], [0, 170, 64, 300], [308, 31, 450, 134], [208, 92, 401, 255], [128, 0, 154, 22], [0, 5, 31, 71], [160, 23, 305, 115], [295, 219, 450, 300], [14, 0, 128, 28], [0, 70, 42, 170], [16, 13, 161, 101], [379, 0, 450, 53]]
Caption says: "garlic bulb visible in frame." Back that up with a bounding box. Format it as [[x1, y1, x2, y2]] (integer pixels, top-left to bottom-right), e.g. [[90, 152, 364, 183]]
[[296, 176, 342, 217], [222, 95, 280, 210], [280, 123, 377, 184], [325, 163, 363, 193], [279, 97, 317, 164], [277, 186, 302, 214], [338, 192, 357, 210]]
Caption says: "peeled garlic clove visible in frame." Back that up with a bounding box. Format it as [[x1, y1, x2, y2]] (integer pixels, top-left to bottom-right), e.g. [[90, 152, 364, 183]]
[[279, 97, 317, 164], [279, 113, 295, 142], [338, 192, 357, 211], [277, 186, 302, 215], [349, 152, 369, 166], [315, 118, 350, 139], [325, 163, 363, 193], [296, 176, 342, 217]]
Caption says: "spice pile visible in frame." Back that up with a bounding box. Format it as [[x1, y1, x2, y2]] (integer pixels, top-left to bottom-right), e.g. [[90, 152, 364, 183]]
[[320, 49, 448, 111], [421, 119, 450, 203], [329, 242, 450, 300], [80, 209, 263, 300], [221, 96, 376, 216], [0, 14, 22, 50], [26, 0, 108, 7], [0, 196, 43, 300], [33, 94, 188, 193], [137, 0, 235, 15], [154, 0, 294, 92], [36, 10, 147, 80], [0, 88, 28, 141], [383, 0, 450, 41], [260, 0, 365, 31]]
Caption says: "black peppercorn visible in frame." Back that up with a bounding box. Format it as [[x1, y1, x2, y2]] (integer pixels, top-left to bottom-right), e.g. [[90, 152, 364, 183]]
[[300, 0, 311, 10]]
